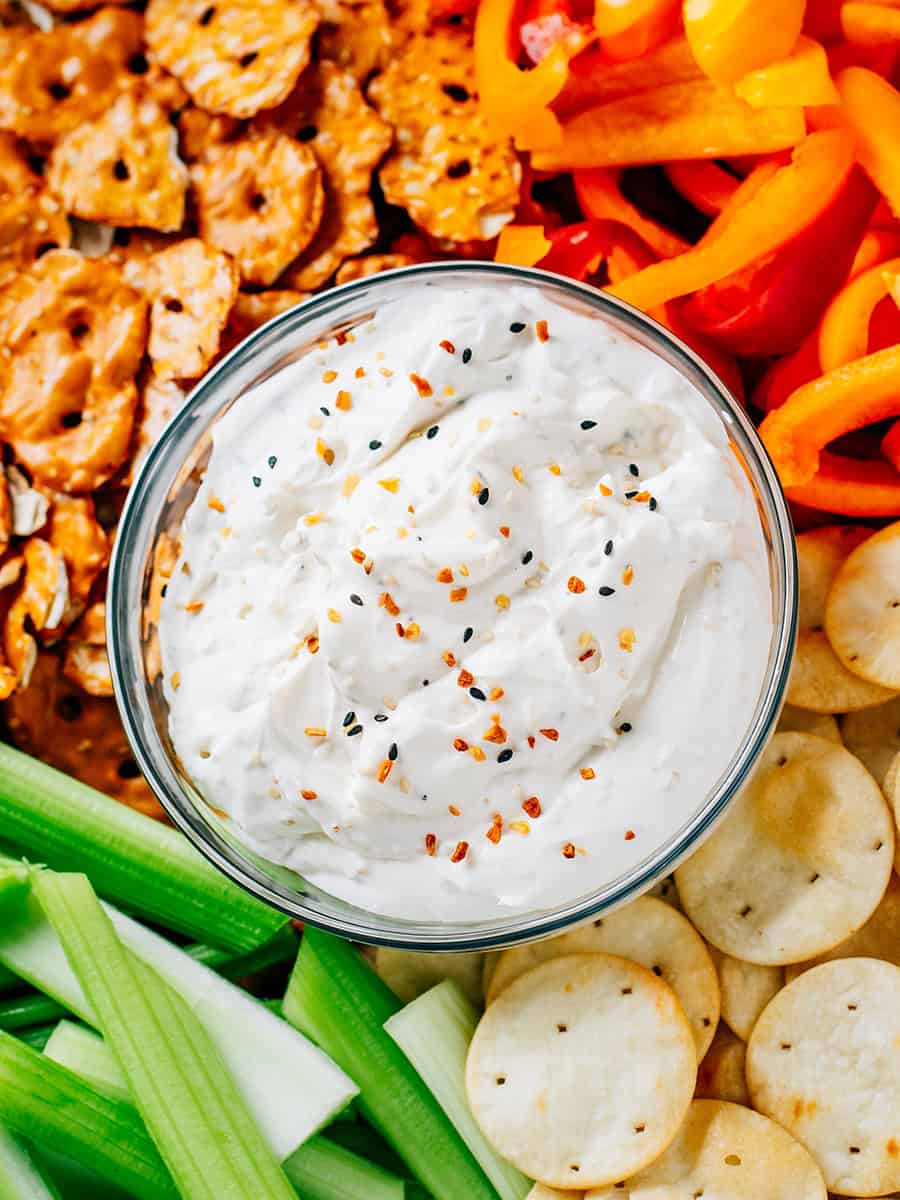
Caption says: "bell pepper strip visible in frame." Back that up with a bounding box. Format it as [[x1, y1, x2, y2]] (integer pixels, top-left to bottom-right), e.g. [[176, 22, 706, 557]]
[[734, 36, 840, 108], [574, 168, 689, 257], [431, 0, 478, 15], [837, 68, 900, 217], [684, 0, 806, 84], [760, 343, 900, 486], [709, 159, 782, 225], [606, 130, 853, 312], [786, 451, 900, 515], [842, 2, 900, 44], [530, 78, 806, 170], [553, 37, 702, 115], [818, 254, 900, 371], [869, 290, 900, 350], [681, 163, 876, 355], [599, 0, 680, 60], [804, 0, 845, 41], [537, 219, 610, 278], [494, 224, 553, 266], [593, 0, 673, 36], [827, 37, 898, 77], [474, 0, 570, 139], [755, 325, 823, 411], [850, 228, 900, 274], [663, 161, 740, 215], [881, 419, 900, 472]]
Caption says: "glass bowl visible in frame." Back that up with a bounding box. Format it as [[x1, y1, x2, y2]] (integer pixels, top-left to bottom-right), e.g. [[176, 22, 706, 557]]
[[108, 262, 796, 951]]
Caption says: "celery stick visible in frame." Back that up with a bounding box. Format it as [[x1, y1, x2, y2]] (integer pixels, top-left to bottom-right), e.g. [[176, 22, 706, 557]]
[[284, 928, 499, 1200], [324, 1121, 411, 1179], [0, 887, 356, 1160], [37, 1150, 134, 1200], [0, 1030, 177, 1200], [385, 982, 531, 1200], [36, 872, 298, 1200], [44, 1022, 132, 1105], [0, 864, 29, 910], [0, 995, 66, 1033], [186, 924, 298, 980], [14, 1026, 56, 1053], [0, 745, 284, 952], [0, 968, 18, 997], [0, 1125, 61, 1200]]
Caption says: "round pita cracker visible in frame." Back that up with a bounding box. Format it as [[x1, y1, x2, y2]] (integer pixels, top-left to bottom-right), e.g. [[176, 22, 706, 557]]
[[713, 951, 785, 1041], [884, 751, 900, 873], [778, 705, 841, 743], [647, 874, 682, 909], [840, 695, 900, 787], [486, 896, 719, 1058], [786, 873, 900, 982], [527, 1187, 577, 1200], [825, 521, 900, 690], [695, 1025, 750, 1107], [466, 953, 696, 1190], [788, 527, 895, 713], [747, 958, 900, 1196], [373, 947, 484, 1006], [586, 1100, 826, 1199], [675, 733, 894, 964]]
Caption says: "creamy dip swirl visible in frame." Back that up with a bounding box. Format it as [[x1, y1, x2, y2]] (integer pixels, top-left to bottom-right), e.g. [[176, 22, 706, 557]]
[[159, 281, 773, 921]]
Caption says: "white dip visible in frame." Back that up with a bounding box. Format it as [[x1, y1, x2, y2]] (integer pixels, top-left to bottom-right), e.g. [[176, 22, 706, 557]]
[[159, 280, 773, 921]]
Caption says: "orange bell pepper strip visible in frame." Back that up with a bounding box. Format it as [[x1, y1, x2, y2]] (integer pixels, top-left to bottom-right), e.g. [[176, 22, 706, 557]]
[[597, 0, 680, 60], [554, 37, 702, 116], [494, 225, 553, 266], [755, 325, 822, 411], [574, 169, 689, 258], [761, 343, 900, 487], [837, 68, 900, 216], [786, 451, 900, 516], [684, 0, 806, 84], [850, 228, 900, 274], [734, 37, 840, 108], [474, 0, 570, 141], [530, 78, 806, 170], [818, 255, 900, 371], [663, 161, 739, 215], [881, 419, 900, 472], [827, 37, 898, 77], [606, 130, 853, 313], [842, 2, 900, 45]]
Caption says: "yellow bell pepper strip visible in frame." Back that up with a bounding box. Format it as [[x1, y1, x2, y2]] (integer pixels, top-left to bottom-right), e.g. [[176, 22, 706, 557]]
[[837, 67, 900, 216], [881, 419, 900, 472], [818, 254, 900, 371], [494, 224, 553, 266], [663, 161, 740, 215], [599, 0, 680, 59], [606, 130, 852, 311], [760, 343, 900, 487], [842, 2, 900, 44], [474, 0, 571, 140], [555, 36, 702, 116], [684, 0, 806, 84], [530, 77, 805, 170], [734, 37, 840, 108], [574, 168, 689, 257], [786, 451, 900, 515], [594, 0, 675, 36]]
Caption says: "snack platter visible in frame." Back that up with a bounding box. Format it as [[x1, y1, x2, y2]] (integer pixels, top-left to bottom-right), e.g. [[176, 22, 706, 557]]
[[3, 0, 900, 1197]]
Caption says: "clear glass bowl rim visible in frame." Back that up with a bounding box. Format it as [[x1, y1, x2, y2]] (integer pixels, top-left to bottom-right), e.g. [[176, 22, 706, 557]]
[[108, 261, 797, 951]]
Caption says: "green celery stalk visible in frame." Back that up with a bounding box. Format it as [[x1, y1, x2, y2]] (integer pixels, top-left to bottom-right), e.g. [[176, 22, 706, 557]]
[[34, 872, 297, 1200], [186, 924, 298, 980], [385, 982, 531, 1200], [13, 1026, 56, 1053], [0, 1030, 176, 1200], [0, 995, 66, 1034], [0, 968, 18, 997], [0, 746, 285, 952], [43, 1022, 132, 1104], [0, 887, 356, 1160], [0, 1125, 61, 1200], [0, 865, 29, 911], [324, 1121, 411, 1179], [36, 1150, 135, 1200], [284, 928, 499, 1200], [283, 1136, 405, 1200]]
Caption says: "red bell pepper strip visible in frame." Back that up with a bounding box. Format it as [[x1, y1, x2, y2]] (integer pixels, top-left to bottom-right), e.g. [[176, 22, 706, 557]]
[[881, 419, 900, 472], [663, 161, 740, 216], [754, 326, 823, 412], [818, 253, 900, 371]]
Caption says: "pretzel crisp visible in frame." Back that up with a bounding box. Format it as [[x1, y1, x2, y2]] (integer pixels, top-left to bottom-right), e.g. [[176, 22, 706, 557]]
[[127, 376, 188, 484], [0, 132, 70, 289], [223, 289, 308, 349], [43, 494, 110, 633], [335, 252, 418, 284], [4, 537, 68, 696], [48, 93, 189, 233], [191, 132, 324, 285], [0, 8, 144, 142], [318, 0, 392, 81], [145, 0, 319, 119], [0, 250, 147, 493], [258, 63, 392, 289], [368, 29, 521, 243], [62, 600, 111, 697], [5, 651, 163, 817], [123, 239, 239, 379], [173, 107, 242, 163]]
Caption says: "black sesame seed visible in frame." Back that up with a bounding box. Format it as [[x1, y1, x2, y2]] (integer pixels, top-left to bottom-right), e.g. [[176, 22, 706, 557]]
[[463, 627, 474, 643], [497, 748, 513, 763], [469, 687, 486, 701], [599, 586, 616, 596], [369, 439, 382, 450], [624, 490, 638, 499], [350, 594, 363, 606], [629, 463, 639, 477], [521, 550, 533, 565], [320, 406, 330, 416], [649, 497, 658, 512], [462, 347, 472, 364], [161, 584, 168, 598], [604, 539, 614, 556], [422, 679, 429, 686], [426, 425, 439, 439], [252, 476, 261, 487], [347, 724, 363, 736], [342, 711, 356, 727], [509, 322, 526, 333], [388, 742, 398, 761], [268, 455, 277, 469], [580, 420, 597, 430], [619, 722, 633, 733], [374, 713, 388, 722], [477, 487, 489, 506]]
